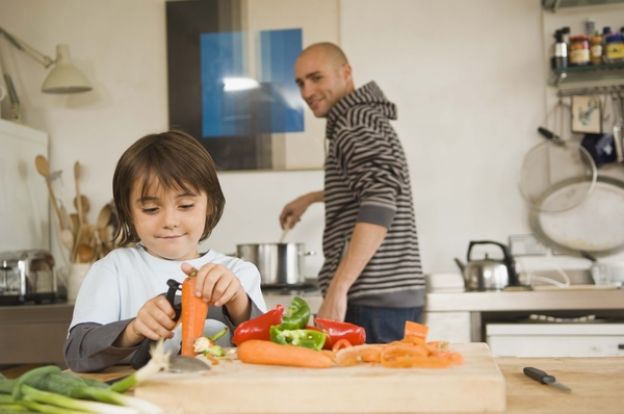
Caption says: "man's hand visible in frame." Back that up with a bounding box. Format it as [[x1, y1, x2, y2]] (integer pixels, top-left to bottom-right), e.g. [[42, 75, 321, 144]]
[[279, 191, 324, 230], [316, 283, 348, 322]]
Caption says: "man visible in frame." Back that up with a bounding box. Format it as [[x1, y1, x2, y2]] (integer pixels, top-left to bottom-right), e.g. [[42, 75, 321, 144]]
[[279, 42, 425, 343]]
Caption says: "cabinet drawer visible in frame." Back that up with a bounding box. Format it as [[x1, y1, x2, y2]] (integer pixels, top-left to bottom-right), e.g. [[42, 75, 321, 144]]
[[486, 323, 624, 357]]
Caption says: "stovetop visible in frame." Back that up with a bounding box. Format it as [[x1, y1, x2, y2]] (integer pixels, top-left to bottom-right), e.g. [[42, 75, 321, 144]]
[[261, 280, 320, 295]]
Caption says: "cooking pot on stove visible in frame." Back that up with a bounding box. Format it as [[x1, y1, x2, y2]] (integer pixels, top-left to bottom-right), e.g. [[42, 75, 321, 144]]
[[236, 243, 314, 286], [455, 240, 518, 291]]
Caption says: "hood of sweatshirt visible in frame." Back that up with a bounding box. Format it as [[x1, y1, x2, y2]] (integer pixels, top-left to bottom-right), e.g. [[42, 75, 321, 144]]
[[325, 81, 397, 139]]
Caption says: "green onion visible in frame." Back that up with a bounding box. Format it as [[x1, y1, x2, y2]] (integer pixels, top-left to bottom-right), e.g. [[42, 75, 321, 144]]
[[21, 384, 138, 413], [109, 339, 170, 394], [7, 363, 164, 413]]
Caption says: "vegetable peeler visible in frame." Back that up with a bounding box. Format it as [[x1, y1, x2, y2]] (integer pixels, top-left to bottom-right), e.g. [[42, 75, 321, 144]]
[[130, 279, 183, 369]]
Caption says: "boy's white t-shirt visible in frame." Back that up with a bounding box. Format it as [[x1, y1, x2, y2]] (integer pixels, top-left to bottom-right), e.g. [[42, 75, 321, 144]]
[[70, 245, 266, 352]]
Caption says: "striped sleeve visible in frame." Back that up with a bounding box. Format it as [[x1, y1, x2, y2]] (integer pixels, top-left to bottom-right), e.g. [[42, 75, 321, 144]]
[[332, 108, 407, 228]]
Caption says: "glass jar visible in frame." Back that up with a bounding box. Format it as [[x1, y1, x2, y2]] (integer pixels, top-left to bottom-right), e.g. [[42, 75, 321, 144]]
[[590, 32, 603, 65], [605, 33, 624, 63], [569, 35, 590, 66]]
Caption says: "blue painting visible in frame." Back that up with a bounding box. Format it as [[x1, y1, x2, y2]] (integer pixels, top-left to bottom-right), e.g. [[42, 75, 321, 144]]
[[166, 0, 326, 171]]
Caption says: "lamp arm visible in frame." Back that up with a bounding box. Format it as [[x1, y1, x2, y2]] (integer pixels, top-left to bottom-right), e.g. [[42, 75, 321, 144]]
[[0, 26, 54, 68]]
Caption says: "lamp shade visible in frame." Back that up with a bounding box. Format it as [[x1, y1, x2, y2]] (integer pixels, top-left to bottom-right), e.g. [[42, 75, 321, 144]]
[[41, 44, 92, 94]]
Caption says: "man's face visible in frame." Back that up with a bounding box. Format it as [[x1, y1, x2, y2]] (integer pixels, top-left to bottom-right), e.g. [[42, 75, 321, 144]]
[[295, 49, 352, 118]]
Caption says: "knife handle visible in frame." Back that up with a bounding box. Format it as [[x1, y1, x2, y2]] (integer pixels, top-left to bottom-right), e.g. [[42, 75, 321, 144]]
[[523, 366, 555, 384]]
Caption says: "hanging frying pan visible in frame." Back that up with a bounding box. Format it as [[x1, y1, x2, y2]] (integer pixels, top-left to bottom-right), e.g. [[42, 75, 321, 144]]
[[519, 127, 597, 213], [529, 175, 624, 256]]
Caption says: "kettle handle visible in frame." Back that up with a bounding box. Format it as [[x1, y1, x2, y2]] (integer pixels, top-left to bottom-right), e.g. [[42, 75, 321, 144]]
[[467, 240, 519, 286]]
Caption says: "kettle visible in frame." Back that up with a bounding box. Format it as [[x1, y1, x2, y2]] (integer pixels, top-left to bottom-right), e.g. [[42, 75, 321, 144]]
[[455, 240, 518, 291]]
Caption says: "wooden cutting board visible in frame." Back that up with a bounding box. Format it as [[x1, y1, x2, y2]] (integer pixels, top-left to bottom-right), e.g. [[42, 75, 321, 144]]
[[135, 343, 506, 413]]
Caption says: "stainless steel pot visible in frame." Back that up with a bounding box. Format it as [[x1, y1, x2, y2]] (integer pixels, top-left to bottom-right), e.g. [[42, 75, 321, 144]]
[[236, 243, 313, 286]]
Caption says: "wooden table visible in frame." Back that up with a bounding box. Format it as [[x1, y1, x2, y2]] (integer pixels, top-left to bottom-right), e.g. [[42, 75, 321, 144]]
[[69, 356, 624, 413], [497, 356, 624, 414]]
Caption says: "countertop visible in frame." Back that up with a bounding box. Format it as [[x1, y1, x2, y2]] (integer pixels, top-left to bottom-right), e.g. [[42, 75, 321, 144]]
[[80, 355, 624, 413], [426, 288, 624, 312], [3, 288, 624, 364]]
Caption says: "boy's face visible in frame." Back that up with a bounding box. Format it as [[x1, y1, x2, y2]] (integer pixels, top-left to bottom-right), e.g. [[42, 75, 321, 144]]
[[130, 178, 208, 260]]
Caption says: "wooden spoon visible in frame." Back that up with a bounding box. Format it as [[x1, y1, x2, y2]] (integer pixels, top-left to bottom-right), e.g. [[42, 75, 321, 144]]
[[73, 195, 90, 223], [77, 243, 95, 263], [278, 216, 292, 243], [74, 161, 85, 227], [96, 204, 113, 242], [34, 155, 65, 230], [60, 228, 74, 252]]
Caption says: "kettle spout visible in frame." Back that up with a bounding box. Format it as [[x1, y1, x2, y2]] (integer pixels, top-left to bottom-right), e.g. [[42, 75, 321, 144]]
[[454, 257, 465, 274]]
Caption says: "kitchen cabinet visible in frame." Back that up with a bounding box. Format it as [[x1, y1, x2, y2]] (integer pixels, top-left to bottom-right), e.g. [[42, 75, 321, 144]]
[[0, 303, 71, 366], [486, 322, 624, 357]]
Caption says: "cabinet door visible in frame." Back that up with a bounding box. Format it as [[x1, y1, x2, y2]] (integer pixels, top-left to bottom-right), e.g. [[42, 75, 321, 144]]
[[424, 311, 471, 343], [0, 120, 49, 252]]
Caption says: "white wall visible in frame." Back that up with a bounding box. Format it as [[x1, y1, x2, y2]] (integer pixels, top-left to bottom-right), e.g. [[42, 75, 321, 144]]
[[2, 0, 609, 276]]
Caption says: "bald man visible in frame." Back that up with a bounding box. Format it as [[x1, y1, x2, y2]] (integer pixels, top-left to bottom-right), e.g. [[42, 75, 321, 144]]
[[279, 43, 425, 343]]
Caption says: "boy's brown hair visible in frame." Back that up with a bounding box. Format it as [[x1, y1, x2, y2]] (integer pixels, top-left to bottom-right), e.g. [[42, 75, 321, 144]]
[[112, 130, 225, 245]]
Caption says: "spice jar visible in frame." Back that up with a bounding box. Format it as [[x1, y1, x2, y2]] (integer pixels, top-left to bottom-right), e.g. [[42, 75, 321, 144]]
[[569, 35, 590, 66], [605, 33, 624, 63], [590, 32, 603, 65]]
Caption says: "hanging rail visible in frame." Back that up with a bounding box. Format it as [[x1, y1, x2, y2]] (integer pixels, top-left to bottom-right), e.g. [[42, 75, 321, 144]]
[[557, 85, 624, 97]]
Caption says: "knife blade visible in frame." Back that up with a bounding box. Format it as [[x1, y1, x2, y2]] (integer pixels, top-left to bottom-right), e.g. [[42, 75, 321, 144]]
[[523, 366, 572, 393]]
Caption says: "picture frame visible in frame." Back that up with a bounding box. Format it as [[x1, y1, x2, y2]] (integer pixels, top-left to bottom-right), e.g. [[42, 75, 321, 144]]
[[571, 95, 602, 134], [166, 0, 339, 171]]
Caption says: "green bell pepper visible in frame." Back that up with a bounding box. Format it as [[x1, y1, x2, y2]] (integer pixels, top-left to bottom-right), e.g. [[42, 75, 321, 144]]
[[269, 325, 327, 351], [280, 296, 311, 330]]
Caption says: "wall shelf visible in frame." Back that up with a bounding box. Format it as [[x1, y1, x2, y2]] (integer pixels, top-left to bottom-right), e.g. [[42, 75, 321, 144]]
[[543, 0, 624, 12], [549, 62, 624, 94]]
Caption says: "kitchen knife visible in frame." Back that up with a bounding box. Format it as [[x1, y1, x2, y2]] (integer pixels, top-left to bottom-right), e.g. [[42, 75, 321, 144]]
[[523, 366, 572, 393]]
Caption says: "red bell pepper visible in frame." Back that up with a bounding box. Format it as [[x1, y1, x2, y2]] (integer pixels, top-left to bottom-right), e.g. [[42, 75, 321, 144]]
[[232, 305, 284, 346], [313, 317, 366, 349]]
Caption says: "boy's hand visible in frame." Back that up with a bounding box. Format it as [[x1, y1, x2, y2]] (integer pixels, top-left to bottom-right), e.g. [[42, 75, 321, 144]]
[[132, 294, 177, 341], [181, 262, 245, 307]]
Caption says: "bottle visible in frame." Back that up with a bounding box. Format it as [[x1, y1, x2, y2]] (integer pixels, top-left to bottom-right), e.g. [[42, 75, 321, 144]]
[[590, 31, 603, 65], [551, 29, 568, 70], [570, 35, 590, 66], [584, 19, 596, 36], [605, 32, 624, 63]]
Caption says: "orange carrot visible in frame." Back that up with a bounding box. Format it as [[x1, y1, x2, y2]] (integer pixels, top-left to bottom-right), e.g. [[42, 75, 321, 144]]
[[237, 340, 334, 368], [181, 275, 208, 356]]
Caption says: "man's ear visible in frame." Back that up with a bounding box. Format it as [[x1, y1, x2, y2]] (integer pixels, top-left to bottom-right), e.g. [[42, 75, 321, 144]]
[[341, 63, 353, 82]]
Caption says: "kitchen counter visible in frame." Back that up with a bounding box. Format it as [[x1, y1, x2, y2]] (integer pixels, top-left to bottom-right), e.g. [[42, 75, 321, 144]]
[[4, 288, 624, 364], [426, 288, 624, 312], [79, 355, 624, 413], [425, 288, 624, 345]]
